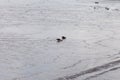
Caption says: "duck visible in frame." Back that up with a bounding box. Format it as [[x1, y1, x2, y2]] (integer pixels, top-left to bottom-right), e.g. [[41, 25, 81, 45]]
[[62, 36, 66, 40], [56, 38, 62, 42]]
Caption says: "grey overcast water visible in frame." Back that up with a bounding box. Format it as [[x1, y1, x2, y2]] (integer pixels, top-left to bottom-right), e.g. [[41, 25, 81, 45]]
[[0, 0, 120, 80]]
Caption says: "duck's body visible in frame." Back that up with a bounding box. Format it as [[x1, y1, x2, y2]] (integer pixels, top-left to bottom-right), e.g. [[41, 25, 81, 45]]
[[56, 38, 62, 42], [62, 36, 66, 40]]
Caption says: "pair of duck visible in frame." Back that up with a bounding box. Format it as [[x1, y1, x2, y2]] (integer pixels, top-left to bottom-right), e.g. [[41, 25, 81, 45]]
[[56, 36, 66, 42]]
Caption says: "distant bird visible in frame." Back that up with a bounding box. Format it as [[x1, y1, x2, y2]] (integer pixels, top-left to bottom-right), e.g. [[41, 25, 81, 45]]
[[105, 7, 109, 10], [95, 2, 99, 4], [56, 38, 62, 42], [62, 36, 66, 40]]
